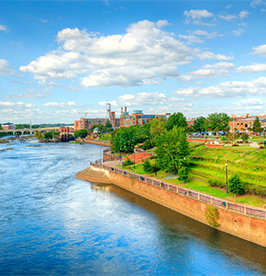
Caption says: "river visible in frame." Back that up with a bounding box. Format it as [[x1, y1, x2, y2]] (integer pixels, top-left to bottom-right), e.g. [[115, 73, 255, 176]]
[[0, 141, 266, 275]]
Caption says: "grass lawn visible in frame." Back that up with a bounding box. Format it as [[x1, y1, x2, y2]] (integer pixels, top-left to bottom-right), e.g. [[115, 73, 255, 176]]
[[111, 142, 266, 208]]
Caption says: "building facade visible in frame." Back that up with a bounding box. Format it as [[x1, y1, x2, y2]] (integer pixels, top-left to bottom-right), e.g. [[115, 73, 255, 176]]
[[120, 107, 167, 127], [229, 118, 266, 132], [74, 120, 81, 131], [1, 123, 16, 130]]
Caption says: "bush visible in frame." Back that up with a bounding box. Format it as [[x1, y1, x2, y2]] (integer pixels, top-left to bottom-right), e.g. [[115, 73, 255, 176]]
[[229, 175, 245, 195], [178, 166, 189, 182], [143, 160, 154, 173], [123, 158, 134, 167], [208, 179, 226, 188], [232, 144, 239, 147], [259, 145, 265, 149]]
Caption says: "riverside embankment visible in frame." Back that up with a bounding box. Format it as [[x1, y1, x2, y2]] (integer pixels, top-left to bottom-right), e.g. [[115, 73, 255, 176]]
[[76, 138, 110, 147], [77, 162, 266, 248]]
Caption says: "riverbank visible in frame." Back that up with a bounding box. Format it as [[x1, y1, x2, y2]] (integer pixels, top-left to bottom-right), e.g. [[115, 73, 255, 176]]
[[76, 161, 266, 248], [76, 138, 111, 147]]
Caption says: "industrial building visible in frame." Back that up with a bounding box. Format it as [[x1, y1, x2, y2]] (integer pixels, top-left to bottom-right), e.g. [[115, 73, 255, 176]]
[[120, 107, 169, 127]]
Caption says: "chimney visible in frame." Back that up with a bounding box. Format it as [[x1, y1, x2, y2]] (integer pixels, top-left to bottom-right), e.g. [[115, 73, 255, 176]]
[[121, 107, 123, 114], [125, 107, 127, 112]]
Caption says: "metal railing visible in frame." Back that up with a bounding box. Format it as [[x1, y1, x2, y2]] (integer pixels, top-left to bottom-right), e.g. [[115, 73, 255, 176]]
[[90, 161, 266, 220]]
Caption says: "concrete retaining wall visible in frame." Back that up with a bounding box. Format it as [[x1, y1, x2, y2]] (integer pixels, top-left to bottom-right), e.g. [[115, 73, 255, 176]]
[[103, 168, 266, 247]]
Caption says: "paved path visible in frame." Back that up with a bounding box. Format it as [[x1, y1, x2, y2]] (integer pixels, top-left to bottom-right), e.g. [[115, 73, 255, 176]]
[[250, 142, 260, 148]]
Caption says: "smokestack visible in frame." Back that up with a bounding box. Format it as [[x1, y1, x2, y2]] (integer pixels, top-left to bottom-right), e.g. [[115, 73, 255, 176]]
[[125, 107, 127, 112], [121, 107, 123, 114]]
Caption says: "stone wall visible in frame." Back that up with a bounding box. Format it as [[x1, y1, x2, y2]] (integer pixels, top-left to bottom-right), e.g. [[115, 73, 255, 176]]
[[102, 168, 266, 247]]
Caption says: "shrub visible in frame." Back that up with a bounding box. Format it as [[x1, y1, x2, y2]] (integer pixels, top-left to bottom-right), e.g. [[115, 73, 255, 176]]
[[232, 144, 239, 147], [259, 145, 265, 149], [205, 205, 220, 227], [143, 160, 154, 173], [178, 166, 189, 182], [123, 158, 134, 167], [229, 175, 245, 195], [208, 179, 226, 188], [240, 133, 249, 143]]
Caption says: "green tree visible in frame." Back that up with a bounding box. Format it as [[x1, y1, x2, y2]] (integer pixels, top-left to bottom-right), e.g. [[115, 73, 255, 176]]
[[156, 126, 190, 175], [240, 133, 249, 143], [143, 160, 154, 173], [34, 130, 43, 140], [112, 126, 136, 153], [206, 113, 230, 131], [150, 117, 166, 136], [0, 124, 2, 130], [105, 120, 112, 132], [193, 116, 206, 133], [44, 131, 53, 140], [252, 116, 262, 132], [166, 112, 188, 131], [229, 175, 245, 195], [74, 129, 88, 138], [90, 124, 98, 132]]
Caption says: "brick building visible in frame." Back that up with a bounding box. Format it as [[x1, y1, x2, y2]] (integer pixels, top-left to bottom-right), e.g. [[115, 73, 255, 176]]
[[229, 118, 266, 132], [1, 123, 16, 130], [78, 112, 120, 131], [74, 120, 81, 131], [120, 107, 167, 127]]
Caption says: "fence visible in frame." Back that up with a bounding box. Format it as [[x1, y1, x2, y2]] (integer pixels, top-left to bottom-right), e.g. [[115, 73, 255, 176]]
[[90, 161, 266, 220]]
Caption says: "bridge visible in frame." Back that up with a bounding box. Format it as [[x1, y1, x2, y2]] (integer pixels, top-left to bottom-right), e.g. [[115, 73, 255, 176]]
[[0, 126, 73, 136]]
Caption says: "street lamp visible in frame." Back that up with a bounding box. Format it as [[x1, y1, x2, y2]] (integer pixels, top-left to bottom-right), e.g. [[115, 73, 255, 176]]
[[263, 127, 266, 148], [225, 163, 228, 194], [155, 154, 157, 175], [132, 147, 135, 169]]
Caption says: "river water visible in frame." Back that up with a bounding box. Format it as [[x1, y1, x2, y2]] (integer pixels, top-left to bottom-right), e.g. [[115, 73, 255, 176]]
[[0, 141, 266, 275]]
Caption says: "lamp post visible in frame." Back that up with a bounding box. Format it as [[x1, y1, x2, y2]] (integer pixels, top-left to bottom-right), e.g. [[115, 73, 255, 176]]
[[263, 127, 266, 148], [132, 147, 135, 169], [225, 163, 228, 194], [155, 153, 157, 175]]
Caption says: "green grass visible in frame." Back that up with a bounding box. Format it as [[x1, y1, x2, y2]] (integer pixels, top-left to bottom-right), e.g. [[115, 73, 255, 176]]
[[110, 141, 266, 207], [98, 133, 111, 141]]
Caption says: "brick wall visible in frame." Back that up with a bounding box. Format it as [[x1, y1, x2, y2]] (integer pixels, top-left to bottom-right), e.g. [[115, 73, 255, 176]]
[[104, 170, 266, 247]]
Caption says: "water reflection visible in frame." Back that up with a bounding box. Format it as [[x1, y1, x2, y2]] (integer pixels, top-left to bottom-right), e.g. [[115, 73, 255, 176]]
[[0, 141, 265, 275]]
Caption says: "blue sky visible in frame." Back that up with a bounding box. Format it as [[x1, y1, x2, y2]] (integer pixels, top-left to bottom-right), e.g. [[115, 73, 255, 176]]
[[1, 0, 266, 124]]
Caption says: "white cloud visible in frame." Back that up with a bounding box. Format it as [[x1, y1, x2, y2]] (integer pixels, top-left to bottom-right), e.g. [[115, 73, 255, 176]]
[[232, 98, 264, 110], [4, 88, 50, 99], [193, 30, 223, 39], [40, 19, 48, 23], [184, 9, 214, 26], [114, 91, 185, 108], [0, 59, 15, 76], [219, 14, 237, 21], [225, 4, 233, 9], [0, 101, 35, 108], [173, 76, 266, 98], [180, 62, 235, 81], [236, 63, 266, 73], [19, 20, 233, 88], [42, 101, 79, 108], [239, 10, 249, 19], [155, 20, 171, 28], [179, 34, 204, 44], [38, 79, 80, 91], [262, 8, 266, 11], [251, 0, 266, 7], [192, 49, 234, 60], [252, 44, 266, 57], [98, 101, 119, 107], [184, 9, 214, 20], [233, 29, 245, 36], [238, 22, 247, 26], [0, 25, 8, 33]]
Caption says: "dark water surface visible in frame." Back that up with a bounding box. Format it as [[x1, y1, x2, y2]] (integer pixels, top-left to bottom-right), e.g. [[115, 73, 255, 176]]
[[1, 141, 266, 275]]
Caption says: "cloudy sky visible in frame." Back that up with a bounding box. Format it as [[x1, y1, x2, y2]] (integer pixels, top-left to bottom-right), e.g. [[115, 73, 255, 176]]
[[1, 0, 266, 124]]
